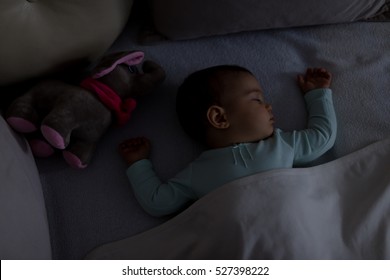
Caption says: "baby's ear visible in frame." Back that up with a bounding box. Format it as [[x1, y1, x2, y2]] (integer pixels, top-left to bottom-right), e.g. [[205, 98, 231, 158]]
[[207, 105, 230, 129]]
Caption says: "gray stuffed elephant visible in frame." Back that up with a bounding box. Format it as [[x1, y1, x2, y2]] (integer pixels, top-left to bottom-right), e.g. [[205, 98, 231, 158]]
[[6, 51, 165, 168]]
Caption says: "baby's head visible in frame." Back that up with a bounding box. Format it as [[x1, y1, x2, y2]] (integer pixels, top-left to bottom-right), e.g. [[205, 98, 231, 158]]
[[176, 65, 274, 148]]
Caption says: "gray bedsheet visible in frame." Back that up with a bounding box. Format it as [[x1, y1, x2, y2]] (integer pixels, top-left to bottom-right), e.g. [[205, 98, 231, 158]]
[[37, 12, 390, 259]]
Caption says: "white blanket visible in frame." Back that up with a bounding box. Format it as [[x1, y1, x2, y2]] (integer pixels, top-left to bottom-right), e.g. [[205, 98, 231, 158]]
[[86, 137, 390, 259]]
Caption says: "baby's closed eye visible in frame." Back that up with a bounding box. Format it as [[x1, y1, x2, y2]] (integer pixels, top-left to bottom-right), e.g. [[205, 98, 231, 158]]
[[252, 98, 264, 104]]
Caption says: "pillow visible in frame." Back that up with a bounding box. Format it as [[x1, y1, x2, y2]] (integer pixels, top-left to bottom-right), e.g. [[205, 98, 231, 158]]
[[0, 0, 133, 86], [147, 0, 387, 40], [0, 115, 51, 259]]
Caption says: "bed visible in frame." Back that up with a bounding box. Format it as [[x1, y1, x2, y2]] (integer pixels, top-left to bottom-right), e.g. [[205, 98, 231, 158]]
[[34, 0, 389, 259]]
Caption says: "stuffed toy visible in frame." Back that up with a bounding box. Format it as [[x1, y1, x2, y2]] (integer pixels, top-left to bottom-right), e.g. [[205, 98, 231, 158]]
[[6, 51, 165, 168]]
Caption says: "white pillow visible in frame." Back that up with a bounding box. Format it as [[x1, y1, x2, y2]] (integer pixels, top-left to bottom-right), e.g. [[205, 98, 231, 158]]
[[148, 0, 387, 40], [0, 116, 51, 259]]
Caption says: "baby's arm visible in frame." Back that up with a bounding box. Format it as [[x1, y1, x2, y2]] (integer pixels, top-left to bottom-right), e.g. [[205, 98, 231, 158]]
[[119, 137, 196, 217], [282, 68, 336, 165]]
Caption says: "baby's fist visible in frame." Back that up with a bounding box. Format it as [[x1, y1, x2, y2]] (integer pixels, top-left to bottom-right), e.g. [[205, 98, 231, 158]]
[[298, 68, 332, 94], [119, 137, 151, 166]]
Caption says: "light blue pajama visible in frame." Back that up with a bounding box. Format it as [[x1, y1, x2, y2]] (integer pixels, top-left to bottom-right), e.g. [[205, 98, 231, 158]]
[[127, 88, 337, 217]]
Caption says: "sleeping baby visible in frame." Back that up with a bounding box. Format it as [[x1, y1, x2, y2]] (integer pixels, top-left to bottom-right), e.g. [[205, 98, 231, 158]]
[[119, 66, 337, 217]]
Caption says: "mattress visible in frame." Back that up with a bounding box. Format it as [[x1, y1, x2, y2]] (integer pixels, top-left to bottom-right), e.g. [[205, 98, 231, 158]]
[[37, 16, 390, 259]]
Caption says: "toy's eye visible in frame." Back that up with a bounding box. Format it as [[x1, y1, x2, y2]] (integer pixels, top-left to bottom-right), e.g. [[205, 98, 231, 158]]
[[128, 65, 139, 74]]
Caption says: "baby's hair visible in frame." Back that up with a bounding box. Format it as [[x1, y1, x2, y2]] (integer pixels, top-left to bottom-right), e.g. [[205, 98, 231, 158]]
[[176, 65, 253, 145]]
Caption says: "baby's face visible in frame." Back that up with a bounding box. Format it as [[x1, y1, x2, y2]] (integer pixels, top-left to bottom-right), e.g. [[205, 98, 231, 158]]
[[219, 71, 274, 143]]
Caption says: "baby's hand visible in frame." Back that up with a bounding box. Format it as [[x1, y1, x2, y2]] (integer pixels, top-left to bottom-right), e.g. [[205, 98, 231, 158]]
[[119, 137, 151, 166], [297, 68, 332, 94]]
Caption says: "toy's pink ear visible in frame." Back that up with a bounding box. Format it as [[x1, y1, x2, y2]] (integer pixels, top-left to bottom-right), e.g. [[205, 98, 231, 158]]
[[92, 51, 144, 79]]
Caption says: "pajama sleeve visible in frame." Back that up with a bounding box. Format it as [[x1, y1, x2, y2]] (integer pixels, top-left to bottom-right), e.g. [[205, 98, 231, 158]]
[[126, 159, 197, 217], [280, 88, 337, 165]]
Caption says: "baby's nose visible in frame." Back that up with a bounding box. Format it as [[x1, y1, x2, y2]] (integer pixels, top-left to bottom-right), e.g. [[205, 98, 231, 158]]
[[266, 103, 272, 111]]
